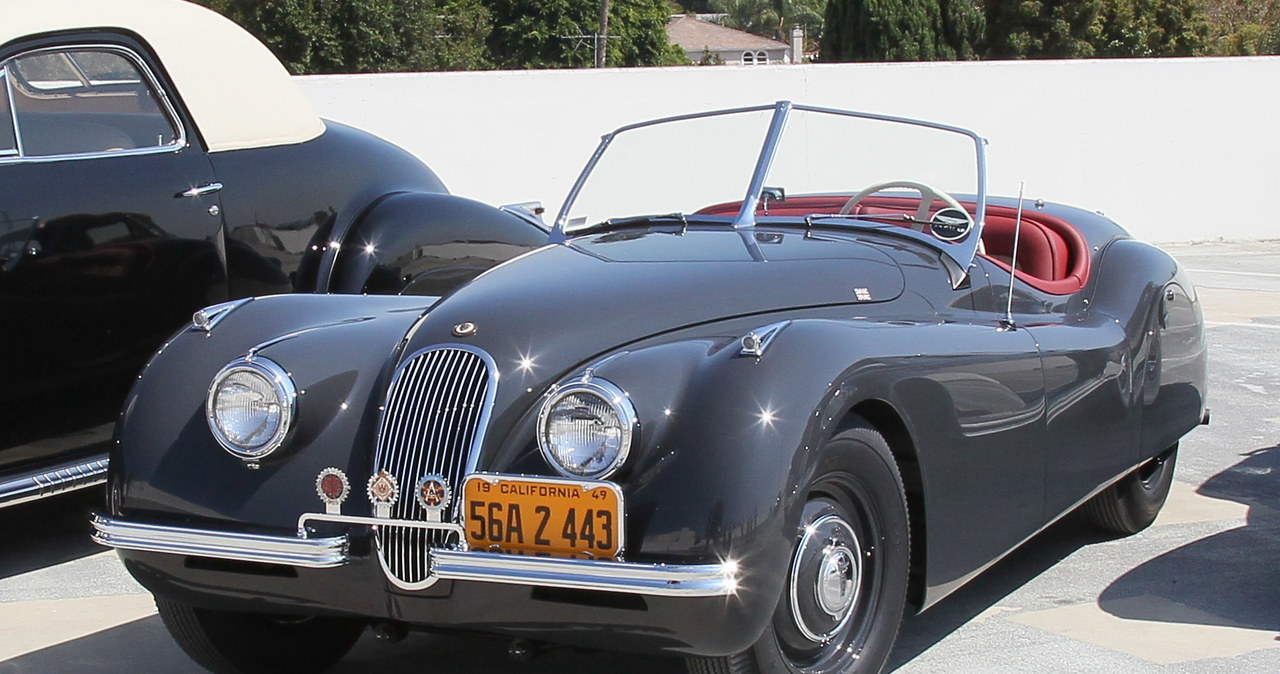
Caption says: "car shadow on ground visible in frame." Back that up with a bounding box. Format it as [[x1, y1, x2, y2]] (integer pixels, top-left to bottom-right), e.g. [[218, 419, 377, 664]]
[[0, 489, 104, 581], [888, 512, 1113, 669], [0, 613, 687, 674], [1098, 443, 1280, 632]]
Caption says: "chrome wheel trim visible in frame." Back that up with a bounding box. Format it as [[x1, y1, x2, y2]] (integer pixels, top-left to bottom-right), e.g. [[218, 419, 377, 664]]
[[788, 513, 863, 643]]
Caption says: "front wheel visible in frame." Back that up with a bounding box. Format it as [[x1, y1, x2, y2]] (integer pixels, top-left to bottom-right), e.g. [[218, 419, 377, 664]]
[[156, 597, 364, 674], [688, 422, 911, 674]]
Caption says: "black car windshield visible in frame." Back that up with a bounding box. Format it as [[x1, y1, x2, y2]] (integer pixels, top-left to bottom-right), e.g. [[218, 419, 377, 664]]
[[554, 102, 988, 273]]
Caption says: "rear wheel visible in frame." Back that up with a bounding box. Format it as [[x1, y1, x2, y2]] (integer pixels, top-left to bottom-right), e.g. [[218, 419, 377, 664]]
[[1083, 444, 1178, 535], [156, 597, 364, 674], [687, 422, 910, 674]]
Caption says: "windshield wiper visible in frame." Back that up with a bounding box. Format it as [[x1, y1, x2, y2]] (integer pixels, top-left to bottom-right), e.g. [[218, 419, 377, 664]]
[[601, 212, 689, 228]]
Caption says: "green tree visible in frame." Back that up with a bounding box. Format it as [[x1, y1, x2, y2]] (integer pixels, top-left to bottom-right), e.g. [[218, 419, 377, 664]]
[[1095, 0, 1209, 56], [197, 0, 492, 73], [486, 0, 684, 68], [709, 0, 826, 44], [821, 0, 984, 61], [1199, 0, 1280, 54], [984, 0, 1103, 58]]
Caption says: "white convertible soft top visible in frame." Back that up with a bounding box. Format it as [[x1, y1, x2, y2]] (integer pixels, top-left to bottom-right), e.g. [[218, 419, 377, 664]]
[[3, 0, 325, 152]]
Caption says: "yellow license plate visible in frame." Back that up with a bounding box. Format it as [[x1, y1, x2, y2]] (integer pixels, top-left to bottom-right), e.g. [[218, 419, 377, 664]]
[[462, 474, 623, 557]]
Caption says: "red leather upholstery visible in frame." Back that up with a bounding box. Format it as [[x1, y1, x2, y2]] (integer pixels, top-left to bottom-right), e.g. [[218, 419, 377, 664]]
[[981, 205, 1090, 295], [695, 195, 1091, 295]]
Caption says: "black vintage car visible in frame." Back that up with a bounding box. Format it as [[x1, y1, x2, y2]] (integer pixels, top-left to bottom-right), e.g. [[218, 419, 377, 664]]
[[93, 102, 1208, 674], [0, 0, 547, 508]]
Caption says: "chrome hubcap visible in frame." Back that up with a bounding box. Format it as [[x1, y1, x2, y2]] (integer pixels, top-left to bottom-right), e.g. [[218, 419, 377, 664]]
[[817, 543, 858, 616], [789, 513, 863, 643]]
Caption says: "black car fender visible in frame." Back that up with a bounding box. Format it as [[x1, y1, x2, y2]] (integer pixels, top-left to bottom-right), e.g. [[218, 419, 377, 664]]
[[325, 192, 548, 296]]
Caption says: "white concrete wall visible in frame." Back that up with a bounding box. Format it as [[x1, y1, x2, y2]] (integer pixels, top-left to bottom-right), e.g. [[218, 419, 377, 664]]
[[297, 57, 1280, 243]]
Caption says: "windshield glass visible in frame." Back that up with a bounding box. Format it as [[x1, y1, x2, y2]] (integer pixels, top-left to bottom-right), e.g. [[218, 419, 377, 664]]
[[560, 107, 774, 231], [554, 102, 987, 275], [763, 108, 980, 208]]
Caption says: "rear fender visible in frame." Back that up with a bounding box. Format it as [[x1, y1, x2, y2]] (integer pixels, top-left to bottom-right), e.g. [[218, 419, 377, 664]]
[[326, 192, 548, 296]]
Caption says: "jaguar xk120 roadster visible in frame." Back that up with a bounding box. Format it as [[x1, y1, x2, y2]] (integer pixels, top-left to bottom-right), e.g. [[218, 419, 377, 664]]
[[93, 102, 1208, 674]]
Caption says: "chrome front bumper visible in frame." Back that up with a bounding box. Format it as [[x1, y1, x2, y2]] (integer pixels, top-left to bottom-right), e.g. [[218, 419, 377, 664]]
[[91, 513, 739, 598]]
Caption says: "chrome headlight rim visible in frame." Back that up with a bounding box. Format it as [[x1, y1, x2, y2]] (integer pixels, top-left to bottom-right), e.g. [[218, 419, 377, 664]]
[[537, 377, 637, 480], [206, 356, 296, 461]]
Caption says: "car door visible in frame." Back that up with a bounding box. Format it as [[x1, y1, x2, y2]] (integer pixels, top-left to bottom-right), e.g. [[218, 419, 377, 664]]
[[972, 256, 1136, 519], [0, 39, 224, 472]]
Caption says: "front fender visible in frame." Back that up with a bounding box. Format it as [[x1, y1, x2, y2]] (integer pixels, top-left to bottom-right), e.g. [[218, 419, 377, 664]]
[[110, 294, 435, 529]]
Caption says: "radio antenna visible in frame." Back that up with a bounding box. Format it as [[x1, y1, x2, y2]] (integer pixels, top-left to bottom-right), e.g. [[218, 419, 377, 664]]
[[1002, 182, 1025, 330]]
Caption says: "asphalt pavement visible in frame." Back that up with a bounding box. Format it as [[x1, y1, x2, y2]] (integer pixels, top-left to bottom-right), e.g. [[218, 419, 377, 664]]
[[1, 240, 1277, 673]]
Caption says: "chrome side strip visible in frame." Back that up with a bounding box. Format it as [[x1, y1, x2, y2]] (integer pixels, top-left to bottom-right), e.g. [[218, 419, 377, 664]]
[[90, 514, 739, 597], [0, 455, 109, 508], [90, 514, 348, 569], [431, 550, 739, 598]]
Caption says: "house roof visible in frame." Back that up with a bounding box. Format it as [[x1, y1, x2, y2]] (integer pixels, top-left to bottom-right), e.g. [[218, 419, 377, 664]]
[[666, 15, 789, 53]]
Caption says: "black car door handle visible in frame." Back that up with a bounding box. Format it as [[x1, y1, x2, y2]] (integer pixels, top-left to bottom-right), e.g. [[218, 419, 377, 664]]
[[176, 182, 223, 198]]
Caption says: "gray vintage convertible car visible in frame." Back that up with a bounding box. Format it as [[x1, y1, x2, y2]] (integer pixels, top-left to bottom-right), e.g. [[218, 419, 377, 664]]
[[93, 102, 1208, 673]]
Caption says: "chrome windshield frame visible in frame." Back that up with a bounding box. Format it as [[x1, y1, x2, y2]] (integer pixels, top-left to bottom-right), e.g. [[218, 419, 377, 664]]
[[550, 100, 989, 276]]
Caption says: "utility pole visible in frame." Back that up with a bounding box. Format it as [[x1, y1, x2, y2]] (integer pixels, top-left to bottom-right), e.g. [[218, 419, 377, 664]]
[[595, 0, 611, 67]]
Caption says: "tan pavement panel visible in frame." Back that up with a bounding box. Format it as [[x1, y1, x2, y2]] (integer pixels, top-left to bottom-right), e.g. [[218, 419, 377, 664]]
[[1152, 481, 1250, 527], [1008, 595, 1280, 665], [0, 594, 155, 662]]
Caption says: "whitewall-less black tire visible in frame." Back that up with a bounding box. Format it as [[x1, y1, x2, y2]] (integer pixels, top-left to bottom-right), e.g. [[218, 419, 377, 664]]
[[687, 420, 911, 674], [156, 597, 364, 674]]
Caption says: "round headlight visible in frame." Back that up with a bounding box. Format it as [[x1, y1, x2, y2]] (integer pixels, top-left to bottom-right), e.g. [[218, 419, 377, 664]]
[[537, 378, 636, 479], [206, 356, 296, 460]]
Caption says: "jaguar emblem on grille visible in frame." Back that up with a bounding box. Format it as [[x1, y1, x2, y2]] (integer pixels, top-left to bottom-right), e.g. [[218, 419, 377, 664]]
[[452, 322, 478, 337]]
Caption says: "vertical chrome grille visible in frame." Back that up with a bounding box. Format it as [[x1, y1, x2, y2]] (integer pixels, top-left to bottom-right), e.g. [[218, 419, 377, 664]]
[[371, 346, 494, 589]]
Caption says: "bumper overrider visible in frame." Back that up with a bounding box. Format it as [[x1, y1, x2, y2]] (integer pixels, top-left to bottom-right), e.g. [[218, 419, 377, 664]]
[[90, 511, 740, 598]]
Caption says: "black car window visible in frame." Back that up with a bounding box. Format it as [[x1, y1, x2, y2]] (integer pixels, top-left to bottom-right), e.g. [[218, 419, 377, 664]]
[[3, 46, 180, 158], [0, 69, 16, 156]]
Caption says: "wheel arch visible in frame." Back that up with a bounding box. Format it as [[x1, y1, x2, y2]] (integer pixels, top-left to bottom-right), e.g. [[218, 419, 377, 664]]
[[841, 399, 928, 611]]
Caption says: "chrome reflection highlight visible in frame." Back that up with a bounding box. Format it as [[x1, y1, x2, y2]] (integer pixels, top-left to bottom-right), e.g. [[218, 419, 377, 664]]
[[538, 377, 636, 479], [206, 356, 296, 461]]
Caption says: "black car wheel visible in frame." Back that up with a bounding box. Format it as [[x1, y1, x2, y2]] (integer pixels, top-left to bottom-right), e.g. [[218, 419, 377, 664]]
[[1083, 443, 1178, 535], [687, 421, 910, 674], [156, 597, 364, 674]]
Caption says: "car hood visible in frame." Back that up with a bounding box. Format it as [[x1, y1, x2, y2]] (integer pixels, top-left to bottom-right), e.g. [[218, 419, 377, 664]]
[[400, 228, 904, 385]]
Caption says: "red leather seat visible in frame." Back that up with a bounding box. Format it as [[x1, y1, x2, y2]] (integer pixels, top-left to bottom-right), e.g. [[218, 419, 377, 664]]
[[695, 195, 1091, 295]]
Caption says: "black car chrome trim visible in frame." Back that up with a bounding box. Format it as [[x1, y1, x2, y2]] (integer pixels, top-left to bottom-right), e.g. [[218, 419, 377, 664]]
[[91, 514, 348, 569], [178, 182, 224, 198], [371, 345, 498, 590], [191, 298, 254, 334], [0, 455, 109, 508], [91, 513, 737, 597], [0, 44, 188, 165], [739, 320, 792, 358]]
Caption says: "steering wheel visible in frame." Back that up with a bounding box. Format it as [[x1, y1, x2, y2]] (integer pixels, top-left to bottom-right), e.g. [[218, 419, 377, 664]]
[[838, 180, 971, 237]]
